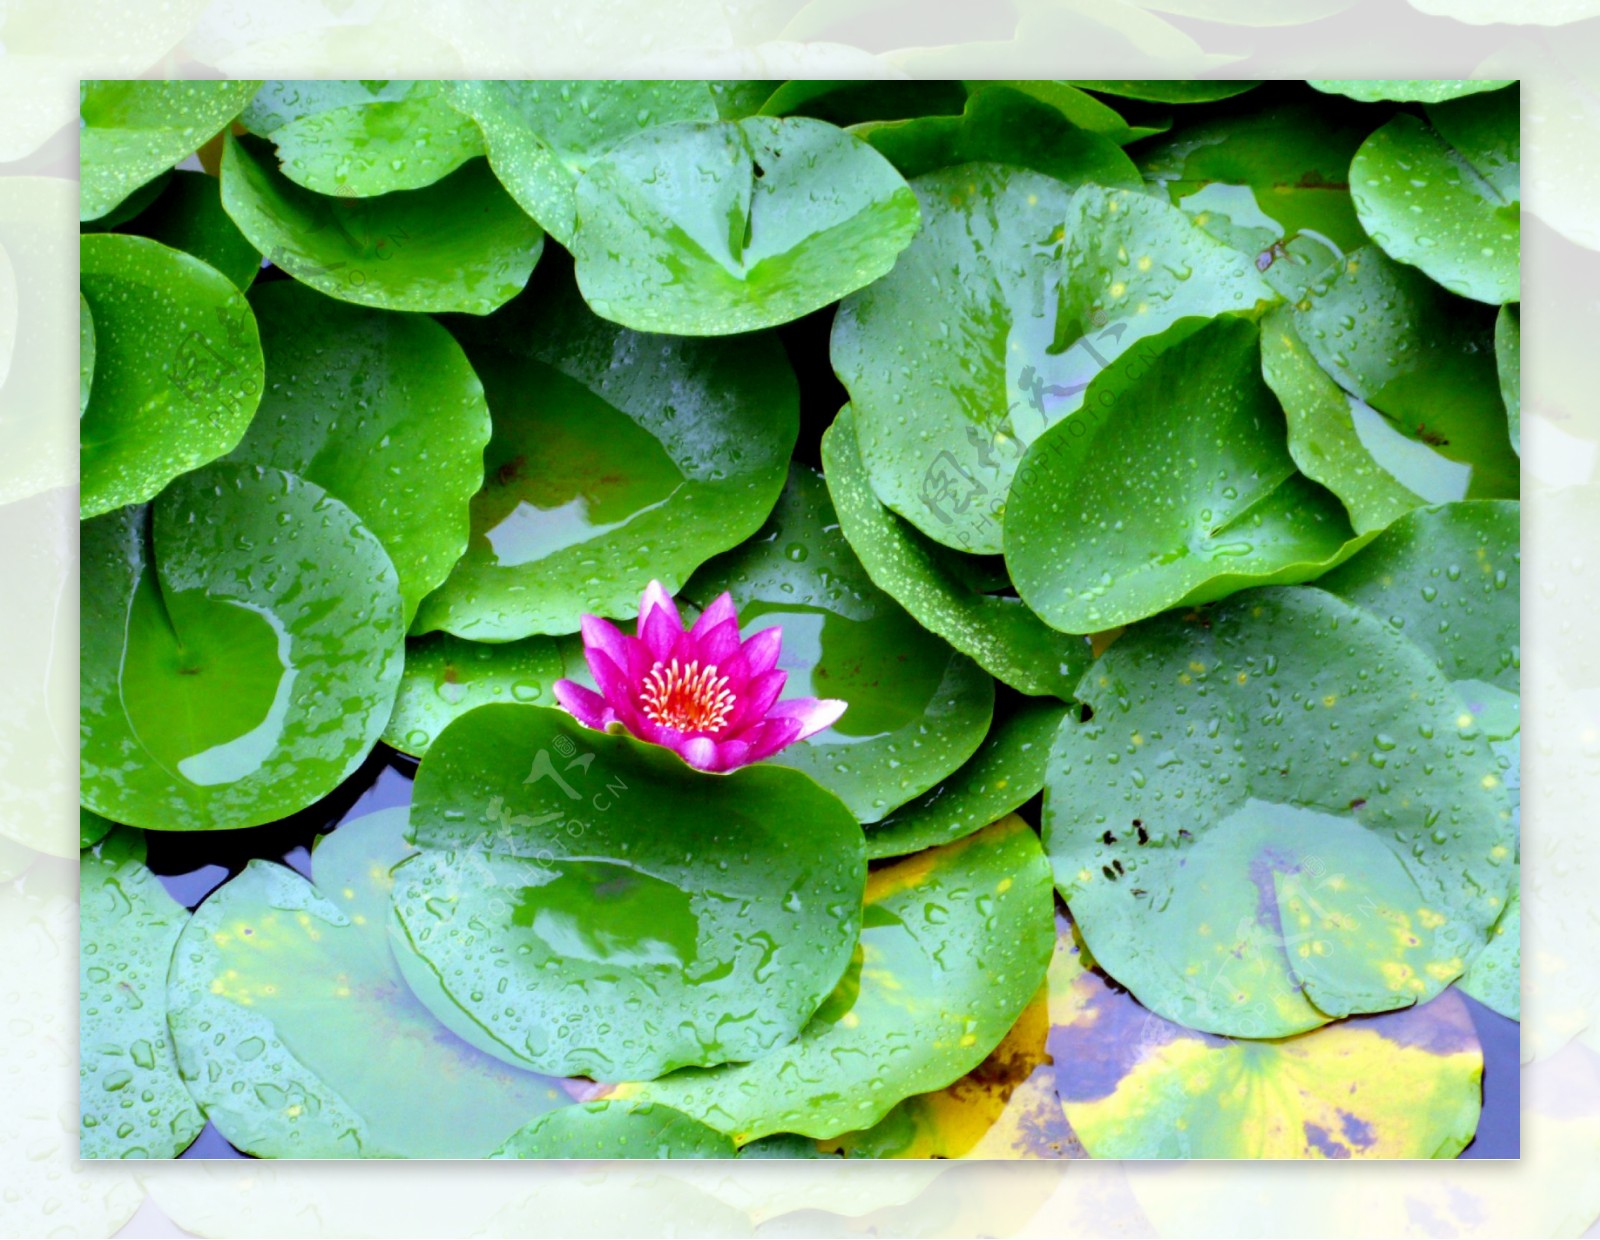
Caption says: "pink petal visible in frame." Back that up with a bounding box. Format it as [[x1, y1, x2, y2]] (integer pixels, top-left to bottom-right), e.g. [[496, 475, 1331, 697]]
[[740, 626, 783, 676], [677, 736, 719, 771], [689, 591, 737, 639], [711, 738, 752, 770], [639, 579, 682, 627], [639, 598, 682, 662], [768, 697, 847, 742], [553, 680, 614, 731], [580, 614, 633, 673], [694, 618, 743, 667], [740, 716, 806, 763], [587, 650, 647, 731], [727, 668, 786, 732]]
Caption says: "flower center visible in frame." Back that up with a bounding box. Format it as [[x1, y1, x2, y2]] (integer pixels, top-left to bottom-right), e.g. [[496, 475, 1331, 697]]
[[639, 658, 737, 734]]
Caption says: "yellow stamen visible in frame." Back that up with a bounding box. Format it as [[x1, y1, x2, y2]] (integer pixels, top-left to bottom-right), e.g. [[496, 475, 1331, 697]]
[[639, 658, 737, 733]]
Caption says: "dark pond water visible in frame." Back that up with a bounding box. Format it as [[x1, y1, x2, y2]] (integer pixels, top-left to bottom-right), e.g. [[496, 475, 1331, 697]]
[[147, 744, 1519, 1161]]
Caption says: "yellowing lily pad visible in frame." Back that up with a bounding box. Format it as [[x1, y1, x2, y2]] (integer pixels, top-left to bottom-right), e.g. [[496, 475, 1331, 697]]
[[167, 808, 573, 1157], [1048, 915, 1484, 1158]]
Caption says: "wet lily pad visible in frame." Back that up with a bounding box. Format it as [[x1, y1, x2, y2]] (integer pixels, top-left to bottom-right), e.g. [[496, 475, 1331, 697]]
[[80, 79, 261, 221], [224, 280, 491, 623], [685, 466, 994, 822], [80, 464, 405, 831], [854, 85, 1140, 188], [80, 830, 204, 1159], [821, 406, 1089, 699], [398, 703, 866, 1080], [626, 815, 1056, 1141], [1048, 915, 1484, 1158], [866, 700, 1068, 861], [823, 987, 1078, 1158], [1459, 875, 1519, 1020], [1293, 247, 1518, 498], [79, 292, 94, 417], [976, 80, 1167, 144], [116, 170, 262, 291], [382, 633, 564, 757], [449, 81, 721, 246], [834, 177, 1276, 554], [254, 81, 484, 197], [1497, 303, 1520, 457], [167, 808, 572, 1157], [1005, 317, 1359, 633], [413, 270, 797, 640], [1261, 306, 1427, 534], [492, 1100, 733, 1159], [1070, 81, 1261, 104], [80, 807, 115, 851], [221, 134, 542, 315], [1043, 586, 1516, 1037], [1309, 79, 1515, 104], [571, 116, 920, 335], [79, 233, 265, 519], [1350, 85, 1519, 305]]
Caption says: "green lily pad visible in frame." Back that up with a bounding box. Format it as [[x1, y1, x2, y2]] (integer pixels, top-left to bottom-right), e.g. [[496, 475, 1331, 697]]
[[757, 80, 970, 127], [80, 464, 405, 831], [80, 831, 203, 1159], [1005, 317, 1359, 634], [1043, 586, 1517, 1037], [383, 633, 564, 757], [821, 406, 1089, 699], [398, 703, 865, 1080], [1048, 915, 1484, 1158], [854, 85, 1141, 188], [1497, 303, 1520, 457], [1309, 79, 1516, 104], [413, 270, 797, 640], [1138, 102, 1369, 298], [241, 80, 420, 134], [974, 81, 1167, 144], [685, 466, 994, 822], [866, 700, 1068, 861], [79, 233, 265, 519], [1261, 305, 1427, 534], [80, 807, 115, 851], [448, 80, 721, 246], [406, 713, 870, 1081], [571, 116, 921, 335], [492, 1100, 733, 1159], [834, 176, 1276, 554], [1293, 247, 1519, 498], [80, 79, 261, 221], [221, 134, 542, 315], [1349, 86, 1519, 305], [79, 292, 94, 417], [224, 279, 491, 623], [256, 81, 484, 197], [116, 170, 262, 291], [1319, 500, 1520, 701], [1459, 874, 1519, 1020], [1070, 81, 1261, 104], [624, 815, 1055, 1141], [167, 807, 571, 1157]]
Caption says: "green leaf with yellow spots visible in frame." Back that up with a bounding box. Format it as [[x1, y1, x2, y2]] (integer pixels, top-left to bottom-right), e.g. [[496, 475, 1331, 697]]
[[80, 831, 204, 1159], [166, 808, 573, 1157], [492, 1100, 733, 1159], [623, 815, 1055, 1142], [1047, 913, 1484, 1157], [1043, 586, 1517, 1038]]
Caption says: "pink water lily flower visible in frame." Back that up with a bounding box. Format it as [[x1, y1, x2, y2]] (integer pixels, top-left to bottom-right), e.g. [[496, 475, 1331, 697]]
[[553, 581, 847, 773]]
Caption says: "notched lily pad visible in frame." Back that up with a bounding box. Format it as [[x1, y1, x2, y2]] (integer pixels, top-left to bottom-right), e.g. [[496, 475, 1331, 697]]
[[79, 233, 265, 519], [492, 1100, 733, 1159], [383, 633, 564, 757], [414, 269, 797, 640], [449, 80, 721, 246], [116, 170, 262, 292], [80, 79, 261, 221], [81, 832, 204, 1159], [1350, 85, 1519, 305], [866, 699, 1067, 861], [225, 279, 491, 623], [626, 815, 1056, 1142], [821, 406, 1090, 699], [398, 704, 866, 1081], [686, 465, 994, 822], [1006, 317, 1358, 633], [222, 133, 542, 315], [1043, 586, 1516, 1037], [571, 115, 921, 335], [80, 464, 405, 831], [1049, 914, 1484, 1158], [168, 808, 572, 1157]]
